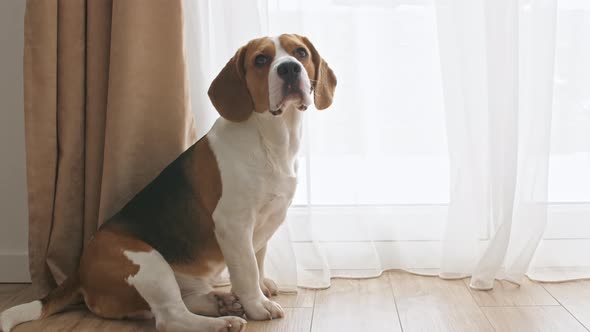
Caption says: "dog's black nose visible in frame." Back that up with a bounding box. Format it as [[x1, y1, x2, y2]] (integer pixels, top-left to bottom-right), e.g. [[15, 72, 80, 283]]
[[277, 61, 301, 81]]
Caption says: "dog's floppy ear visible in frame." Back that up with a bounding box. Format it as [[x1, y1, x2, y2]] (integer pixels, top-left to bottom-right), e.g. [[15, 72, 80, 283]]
[[208, 46, 254, 122], [298, 35, 337, 110]]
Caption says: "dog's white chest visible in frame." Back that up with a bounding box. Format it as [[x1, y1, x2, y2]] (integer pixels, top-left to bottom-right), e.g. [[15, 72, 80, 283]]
[[208, 110, 302, 246], [251, 175, 297, 250]]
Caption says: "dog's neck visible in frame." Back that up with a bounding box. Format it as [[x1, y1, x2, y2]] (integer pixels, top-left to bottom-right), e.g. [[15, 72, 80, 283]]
[[251, 105, 303, 177]]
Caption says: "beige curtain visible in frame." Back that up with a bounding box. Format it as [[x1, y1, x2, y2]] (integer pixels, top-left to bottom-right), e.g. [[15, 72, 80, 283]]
[[24, 0, 197, 296]]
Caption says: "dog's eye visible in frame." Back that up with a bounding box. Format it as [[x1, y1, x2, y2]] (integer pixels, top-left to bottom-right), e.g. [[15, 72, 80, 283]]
[[295, 47, 308, 58], [254, 54, 269, 67]]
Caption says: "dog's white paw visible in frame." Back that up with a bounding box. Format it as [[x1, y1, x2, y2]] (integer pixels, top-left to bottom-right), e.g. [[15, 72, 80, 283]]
[[242, 297, 284, 321], [217, 316, 247, 332], [259, 278, 279, 297]]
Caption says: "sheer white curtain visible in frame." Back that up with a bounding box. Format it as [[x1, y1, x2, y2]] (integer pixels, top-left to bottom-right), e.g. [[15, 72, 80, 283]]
[[183, 0, 590, 290]]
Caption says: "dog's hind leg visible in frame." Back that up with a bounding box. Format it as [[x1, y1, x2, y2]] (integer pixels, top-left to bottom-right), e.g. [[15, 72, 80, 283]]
[[124, 250, 246, 332]]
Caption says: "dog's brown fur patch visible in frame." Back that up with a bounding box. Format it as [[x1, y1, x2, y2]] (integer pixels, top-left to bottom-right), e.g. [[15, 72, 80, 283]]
[[78, 228, 152, 319]]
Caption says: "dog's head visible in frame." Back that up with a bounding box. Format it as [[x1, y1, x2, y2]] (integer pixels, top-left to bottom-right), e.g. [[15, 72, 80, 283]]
[[208, 34, 337, 122]]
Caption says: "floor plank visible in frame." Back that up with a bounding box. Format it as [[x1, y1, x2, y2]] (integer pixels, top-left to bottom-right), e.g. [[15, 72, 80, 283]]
[[13, 309, 156, 332], [560, 303, 590, 332], [273, 288, 315, 308], [543, 280, 590, 330], [465, 278, 558, 306], [389, 271, 494, 332], [0, 283, 29, 306], [248, 308, 312, 332], [0, 284, 36, 313], [2, 277, 590, 332], [482, 306, 588, 332], [0, 284, 28, 296], [312, 275, 402, 332], [542, 280, 590, 303]]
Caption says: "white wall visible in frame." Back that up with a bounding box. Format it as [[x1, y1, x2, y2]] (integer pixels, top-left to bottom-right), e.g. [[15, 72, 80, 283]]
[[0, 0, 30, 282]]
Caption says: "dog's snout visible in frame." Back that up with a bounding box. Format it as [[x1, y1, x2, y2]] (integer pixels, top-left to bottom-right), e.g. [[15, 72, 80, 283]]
[[277, 61, 301, 81]]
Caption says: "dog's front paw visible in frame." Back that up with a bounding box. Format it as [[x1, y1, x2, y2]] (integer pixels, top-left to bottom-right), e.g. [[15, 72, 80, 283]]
[[217, 316, 247, 332], [242, 297, 284, 320], [260, 278, 279, 297]]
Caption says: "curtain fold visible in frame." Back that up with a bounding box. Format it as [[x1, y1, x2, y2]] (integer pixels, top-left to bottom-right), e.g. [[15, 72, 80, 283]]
[[468, 0, 521, 288], [437, 0, 558, 289], [24, 0, 196, 296]]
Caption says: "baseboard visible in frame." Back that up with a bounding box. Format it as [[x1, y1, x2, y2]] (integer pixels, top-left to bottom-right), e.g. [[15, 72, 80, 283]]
[[0, 252, 30, 282]]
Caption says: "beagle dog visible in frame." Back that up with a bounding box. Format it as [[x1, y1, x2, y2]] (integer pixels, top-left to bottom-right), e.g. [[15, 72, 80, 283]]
[[1, 34, 336, 332]]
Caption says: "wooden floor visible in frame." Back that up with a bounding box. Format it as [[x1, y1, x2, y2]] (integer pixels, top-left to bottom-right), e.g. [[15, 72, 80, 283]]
[[1, 271, 589, 332]]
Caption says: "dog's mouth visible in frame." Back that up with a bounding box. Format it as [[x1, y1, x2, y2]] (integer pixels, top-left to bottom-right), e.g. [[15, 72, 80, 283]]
[[270, 84, 312, 116]]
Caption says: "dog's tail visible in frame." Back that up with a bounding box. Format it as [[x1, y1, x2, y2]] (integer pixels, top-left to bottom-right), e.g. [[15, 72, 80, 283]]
[[0, 274, 81, 332]]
